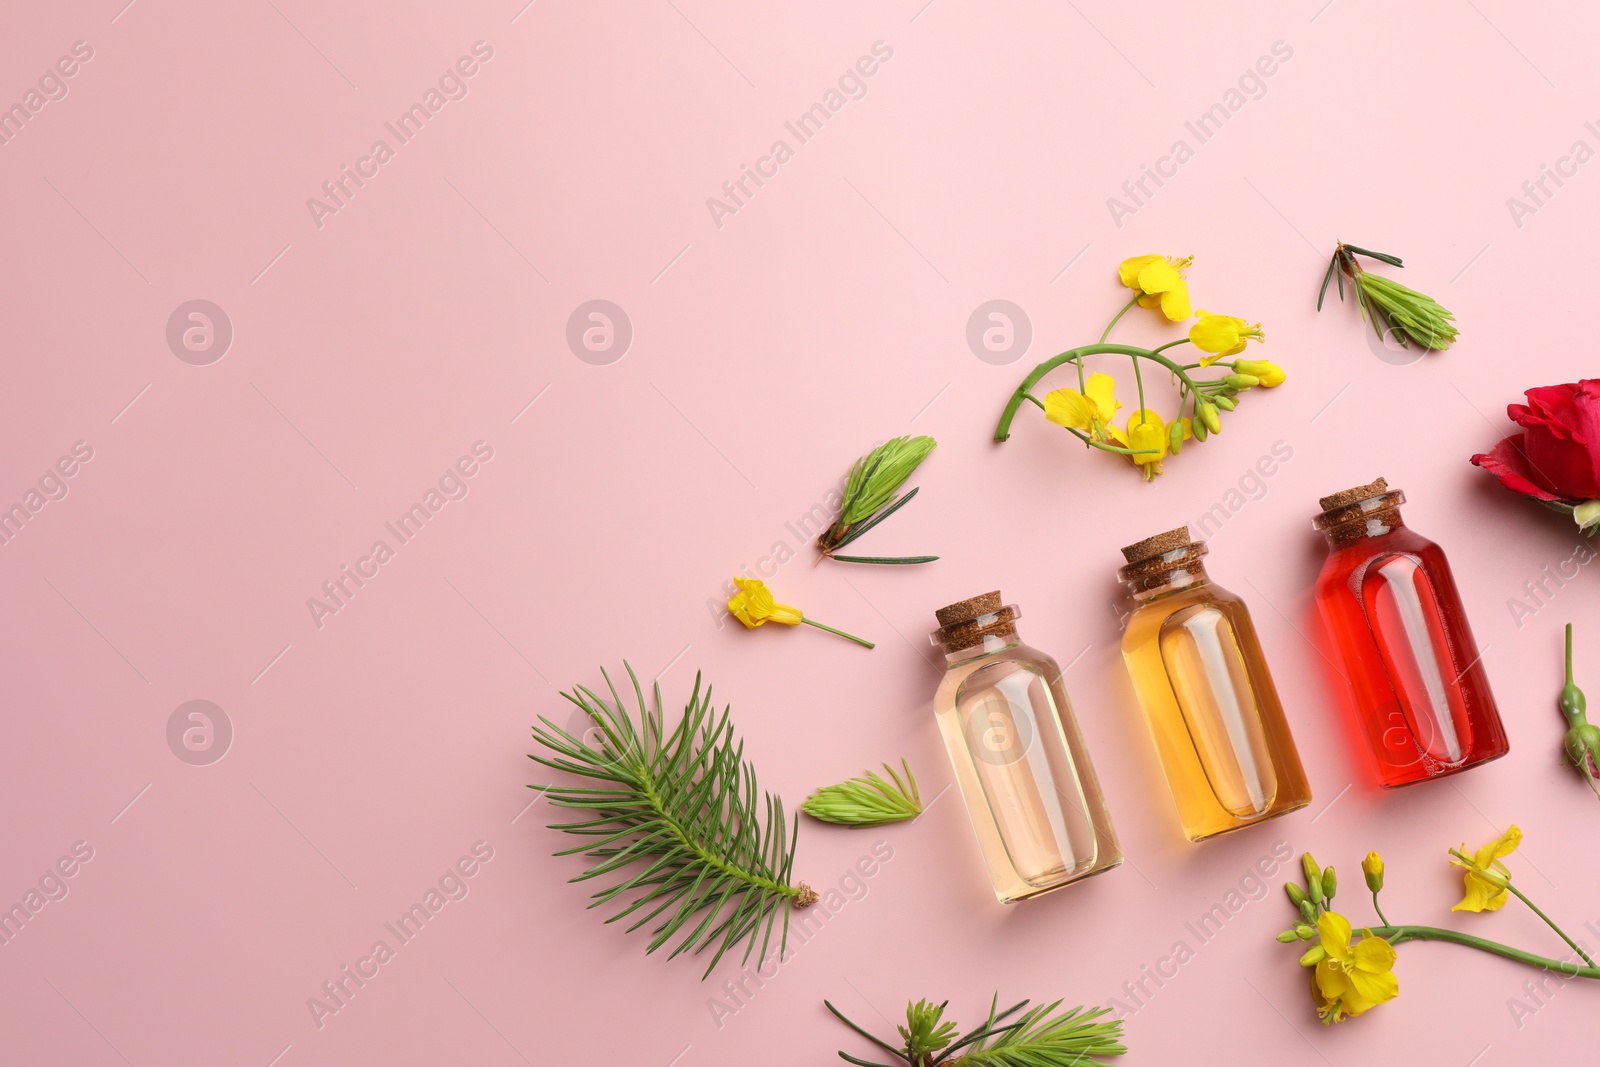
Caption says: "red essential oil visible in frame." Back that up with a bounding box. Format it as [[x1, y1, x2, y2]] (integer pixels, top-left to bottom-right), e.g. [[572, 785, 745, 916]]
[[1312, 478, 1509, 787]]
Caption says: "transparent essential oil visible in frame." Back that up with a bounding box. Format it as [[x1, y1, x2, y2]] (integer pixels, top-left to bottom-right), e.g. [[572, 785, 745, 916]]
[[929, 592, 1121, 903]]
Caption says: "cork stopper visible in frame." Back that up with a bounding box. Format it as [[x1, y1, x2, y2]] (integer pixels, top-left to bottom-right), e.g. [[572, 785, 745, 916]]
[[1318, 477, 1389, 513], [1120, 526, 1194, 565], [931, 591, 1019, 653], [935, 590, 1003, 628], [1116, 526, 1209, 594], [1313, 477, 1405, 543]]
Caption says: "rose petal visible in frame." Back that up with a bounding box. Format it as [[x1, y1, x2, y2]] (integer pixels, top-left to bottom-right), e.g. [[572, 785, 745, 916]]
[[1471, 434, 1565, 502]]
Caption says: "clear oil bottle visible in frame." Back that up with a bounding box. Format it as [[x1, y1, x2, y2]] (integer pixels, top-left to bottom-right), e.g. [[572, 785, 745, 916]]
[[930, 592, 1121, 902], [1117, 528, 1311, 841]]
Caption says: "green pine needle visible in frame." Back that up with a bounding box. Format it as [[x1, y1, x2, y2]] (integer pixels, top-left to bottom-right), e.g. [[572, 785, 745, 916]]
[[827, 994, 1128, 1066], [529, 664, 815, 979], [1319, 242, 1459, 351], [802, 760, 923, 827], [817, 436, 939, 563]]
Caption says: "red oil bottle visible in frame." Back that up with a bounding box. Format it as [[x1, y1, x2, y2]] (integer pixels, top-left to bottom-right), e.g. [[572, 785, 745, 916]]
[[1313, 478, 1508, 787]]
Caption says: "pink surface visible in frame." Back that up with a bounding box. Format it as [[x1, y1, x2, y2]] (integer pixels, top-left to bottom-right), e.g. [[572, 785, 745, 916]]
[[2, 0, 1597, 1063]]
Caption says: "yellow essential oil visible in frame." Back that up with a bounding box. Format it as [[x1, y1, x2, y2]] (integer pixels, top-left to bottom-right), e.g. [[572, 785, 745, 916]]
[[1117, 527, 1311, 841]]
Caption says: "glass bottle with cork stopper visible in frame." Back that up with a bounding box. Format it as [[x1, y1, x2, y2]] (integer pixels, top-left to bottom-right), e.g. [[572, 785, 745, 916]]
[[1117, 527, 1312, 841], [929, 591, 1121, 903], [1312, 477, 1508, 787]]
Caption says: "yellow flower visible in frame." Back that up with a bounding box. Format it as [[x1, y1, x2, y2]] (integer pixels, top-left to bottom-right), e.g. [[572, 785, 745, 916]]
[[1310, 911, 1398, 1024], [1451, 825, 1521, 913], [1118, 254, 1192, 322], [728, 578, 802, 628], [1189, 310, 1264, 364], [1234, 358, 1286, 387], [1044, 372, 1121, 440], [1362, 852, 1384, 893], [1108, 408, 1186, 480]]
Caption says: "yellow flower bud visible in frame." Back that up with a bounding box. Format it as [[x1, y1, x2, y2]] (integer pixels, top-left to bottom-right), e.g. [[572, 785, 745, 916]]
[[1223, 374, 1260, 389], [1285, 882, 1306, 907], [1234, 358, 1286, 387], [1299, 943, 1327, 967], [1196, 401, 1221, 435], [1362, 851, 1384, 893], [1213, 394, 1237, 411], [1302, 858, 1323, 904]]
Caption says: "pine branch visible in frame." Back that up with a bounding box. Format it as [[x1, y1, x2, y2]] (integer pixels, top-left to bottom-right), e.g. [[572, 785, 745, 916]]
[[828, 994, 1127, 1067], [802, 760, 923, 827], [530, 665, 815, 979]]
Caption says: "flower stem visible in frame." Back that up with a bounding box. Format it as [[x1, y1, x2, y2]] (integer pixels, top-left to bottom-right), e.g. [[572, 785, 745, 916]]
[[993, 344, 1207, 442], [1370, 892, 1390, 928], [1374, 925, 1598, 978], [1100, 295, 1140, 343], [801, 618, 875, 649]]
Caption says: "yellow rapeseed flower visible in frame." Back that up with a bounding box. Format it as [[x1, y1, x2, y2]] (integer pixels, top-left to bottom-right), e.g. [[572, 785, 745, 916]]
[[728, 578, 802, 627], [1118, 254, 1192, 322], [1189, 310, 1265, 364], [1044, 372, 1121, 441], [1451, 825, 1521, 913], [1310, 911, 1399, 1024], [1108, 408, 1187, 480]]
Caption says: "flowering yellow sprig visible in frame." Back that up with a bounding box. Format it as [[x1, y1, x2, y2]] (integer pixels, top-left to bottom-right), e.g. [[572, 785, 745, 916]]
[[727, 578, 874, 649], [1277, 832, 1600, 1029], [993, 253, 1287, 481]]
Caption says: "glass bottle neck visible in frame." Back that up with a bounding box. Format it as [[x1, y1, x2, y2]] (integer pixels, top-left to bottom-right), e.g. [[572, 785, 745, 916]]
[[941, 629, 1022, 666], [1125, 565, 1212, 603], [1320, 513, 1406, 547]]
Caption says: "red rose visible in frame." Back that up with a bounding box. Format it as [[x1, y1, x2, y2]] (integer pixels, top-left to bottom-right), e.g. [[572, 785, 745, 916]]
[[1471, 380, 1600, 502]]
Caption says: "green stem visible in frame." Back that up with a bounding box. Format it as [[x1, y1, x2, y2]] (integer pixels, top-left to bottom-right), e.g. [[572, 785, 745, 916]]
[[1370, 892, 1390, 928], [1100, 295, 1140, 343], [993, 344, 1207, 442], [1374, 925, 1598, 978], [802, 618, 875, 649], [1152, 338, 1193, 354]]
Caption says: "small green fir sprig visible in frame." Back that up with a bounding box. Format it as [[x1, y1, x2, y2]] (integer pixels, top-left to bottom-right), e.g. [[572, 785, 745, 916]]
[[1318, 242, 1459, 351], [826, 994, 1127, 1067], [802, 760, 923, 827], [816, 436, 939, 565], [529, 665, 816, 979]]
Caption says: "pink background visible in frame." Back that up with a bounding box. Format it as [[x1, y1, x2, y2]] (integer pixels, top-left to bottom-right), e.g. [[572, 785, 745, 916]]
[[2, 0, 1597, 1063]]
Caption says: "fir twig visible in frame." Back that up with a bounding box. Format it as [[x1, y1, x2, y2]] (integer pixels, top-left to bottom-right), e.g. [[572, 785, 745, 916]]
[[529, 665, 816, 979], [828, 994, 1127, 1066], [817, 437, 939, 564], [802, 760, 923, 827]]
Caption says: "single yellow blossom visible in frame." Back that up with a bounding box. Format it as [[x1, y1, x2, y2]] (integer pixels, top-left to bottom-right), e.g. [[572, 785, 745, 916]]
[[1189, 310, 1265, 364], [1108, 408, 1185, 480], [1234, 358, 1286, 387], [726, 578, 875, 648], [1118, 254, 1192, 322], [1044, 372, 1121, 440], [1451, 825, 1521, 913], [728, 578, 802, 627], [1362, 852, 1384, 893], [1310, 911, 1398, 1024]]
